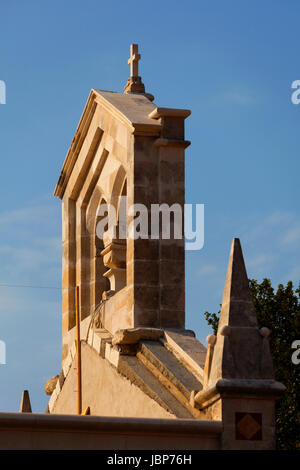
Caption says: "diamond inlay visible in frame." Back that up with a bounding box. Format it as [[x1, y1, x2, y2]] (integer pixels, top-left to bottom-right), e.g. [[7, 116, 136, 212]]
[[235, 412, 262, 440]]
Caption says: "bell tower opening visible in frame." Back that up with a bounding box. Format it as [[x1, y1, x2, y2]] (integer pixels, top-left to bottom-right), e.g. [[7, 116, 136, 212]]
[[101, 179, 127, 294]]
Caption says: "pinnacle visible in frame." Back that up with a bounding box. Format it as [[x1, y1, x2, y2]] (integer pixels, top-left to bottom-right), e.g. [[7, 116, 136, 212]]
[[218, 238, 257, 330], [19, 390, 32, 413]]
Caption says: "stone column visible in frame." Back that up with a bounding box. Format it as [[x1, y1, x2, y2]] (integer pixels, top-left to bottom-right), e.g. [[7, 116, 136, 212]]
[[152, 108, 190, 329], [156, 142, 186, 329], [128, 135, 160, 328]]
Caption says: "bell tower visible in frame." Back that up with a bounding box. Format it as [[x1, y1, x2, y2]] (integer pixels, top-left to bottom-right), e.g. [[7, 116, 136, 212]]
[[54, 44, 191, 362]]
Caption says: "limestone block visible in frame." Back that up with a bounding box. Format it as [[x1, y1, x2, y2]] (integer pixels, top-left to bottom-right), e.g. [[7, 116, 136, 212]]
[[59, 370, 65, 389], [134, 260, 159, 286], [92, 332, 102, 355], [134, 307, 159, 329], [54, 377, 61, 396], [162, 330, 206, 383], [70, 341, 77, 360], [87, 329, 93, 348], [61, 361, 69, 380], [63, 349, 73, 377], [133, 158, 158, 186], [134, 285, 159, 311], [102, 288, 133, 334], [160, 260, 184, 285], [160, 239, 183, 260], [101, 241, 126, 269], [132, 239, 159, 260], [115, 122, 127, 148], [160, 286, 185, 311], [134, 184, 158, 207], [160, 309, 185, 329], [112, 328, 164, 346], [105, 343, 120, 369], [48, 387, 59, 413]]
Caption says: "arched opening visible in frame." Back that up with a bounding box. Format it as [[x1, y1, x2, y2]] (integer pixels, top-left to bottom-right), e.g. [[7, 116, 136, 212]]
[[94, 199, 110, 307], [101, 179, 127, 293], [87, 193, 110, 314]]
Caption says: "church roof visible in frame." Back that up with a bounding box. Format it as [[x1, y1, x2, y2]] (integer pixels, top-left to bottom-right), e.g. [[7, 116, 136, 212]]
[[54, 88, 162, 199], [94, 89, 161, 132]]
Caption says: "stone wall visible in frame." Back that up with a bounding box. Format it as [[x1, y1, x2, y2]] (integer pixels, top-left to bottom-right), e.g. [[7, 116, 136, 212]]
[[52, 341, 175, 419], [0, 412, 222, 450]]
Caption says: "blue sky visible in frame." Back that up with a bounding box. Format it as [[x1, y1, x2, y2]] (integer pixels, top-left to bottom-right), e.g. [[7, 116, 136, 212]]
[[0, 0, 299, 412]]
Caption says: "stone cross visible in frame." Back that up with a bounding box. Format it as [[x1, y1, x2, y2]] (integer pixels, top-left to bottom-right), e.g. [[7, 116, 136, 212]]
[[128, 44, 140, 78]]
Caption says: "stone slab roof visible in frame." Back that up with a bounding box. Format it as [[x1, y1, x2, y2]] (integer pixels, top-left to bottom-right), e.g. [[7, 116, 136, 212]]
[[94, 89, 161, 132]]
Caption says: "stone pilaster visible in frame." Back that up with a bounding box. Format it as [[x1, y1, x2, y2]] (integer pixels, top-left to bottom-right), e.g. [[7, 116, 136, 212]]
[[126, 108, 190, 330], [152, 108, 190, 329], [62, 197, 76, 335]]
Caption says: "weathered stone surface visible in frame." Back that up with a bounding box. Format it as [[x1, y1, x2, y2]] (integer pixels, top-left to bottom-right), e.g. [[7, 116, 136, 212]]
[[203, 335, 216, 388], [44, 375, 59, 396], [52, 342, 177, 419], [138, 341, 202, 400], [219, 238, 258, 329], [105, 342, 120, 368], [112, 328, 164, 346], [208, 238, 275, 386], [0, 412, 222, 450], [162, 330, 206, 383], [87, 329, 112, 357], [118, 355, 193, 419]]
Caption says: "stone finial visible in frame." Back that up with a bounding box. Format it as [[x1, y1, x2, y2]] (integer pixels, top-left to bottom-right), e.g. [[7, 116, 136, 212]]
[[260, 327, 271, 338], [206, 334, 216, 346], [124, 44, 146, 94], [203, 334, 217, 387], [19, 390, 32, 413], [44, 375, 59, 396], [208, 238, 274, 385]]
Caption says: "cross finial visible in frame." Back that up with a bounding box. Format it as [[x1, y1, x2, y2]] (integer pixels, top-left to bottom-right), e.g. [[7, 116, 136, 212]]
[[128, 44, 141, 78], [124, 43, 153, 97]]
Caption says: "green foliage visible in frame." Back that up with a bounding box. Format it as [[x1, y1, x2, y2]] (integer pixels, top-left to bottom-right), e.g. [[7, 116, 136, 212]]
[[204, 278, 300, 450], [204, 309, 220, 336]]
